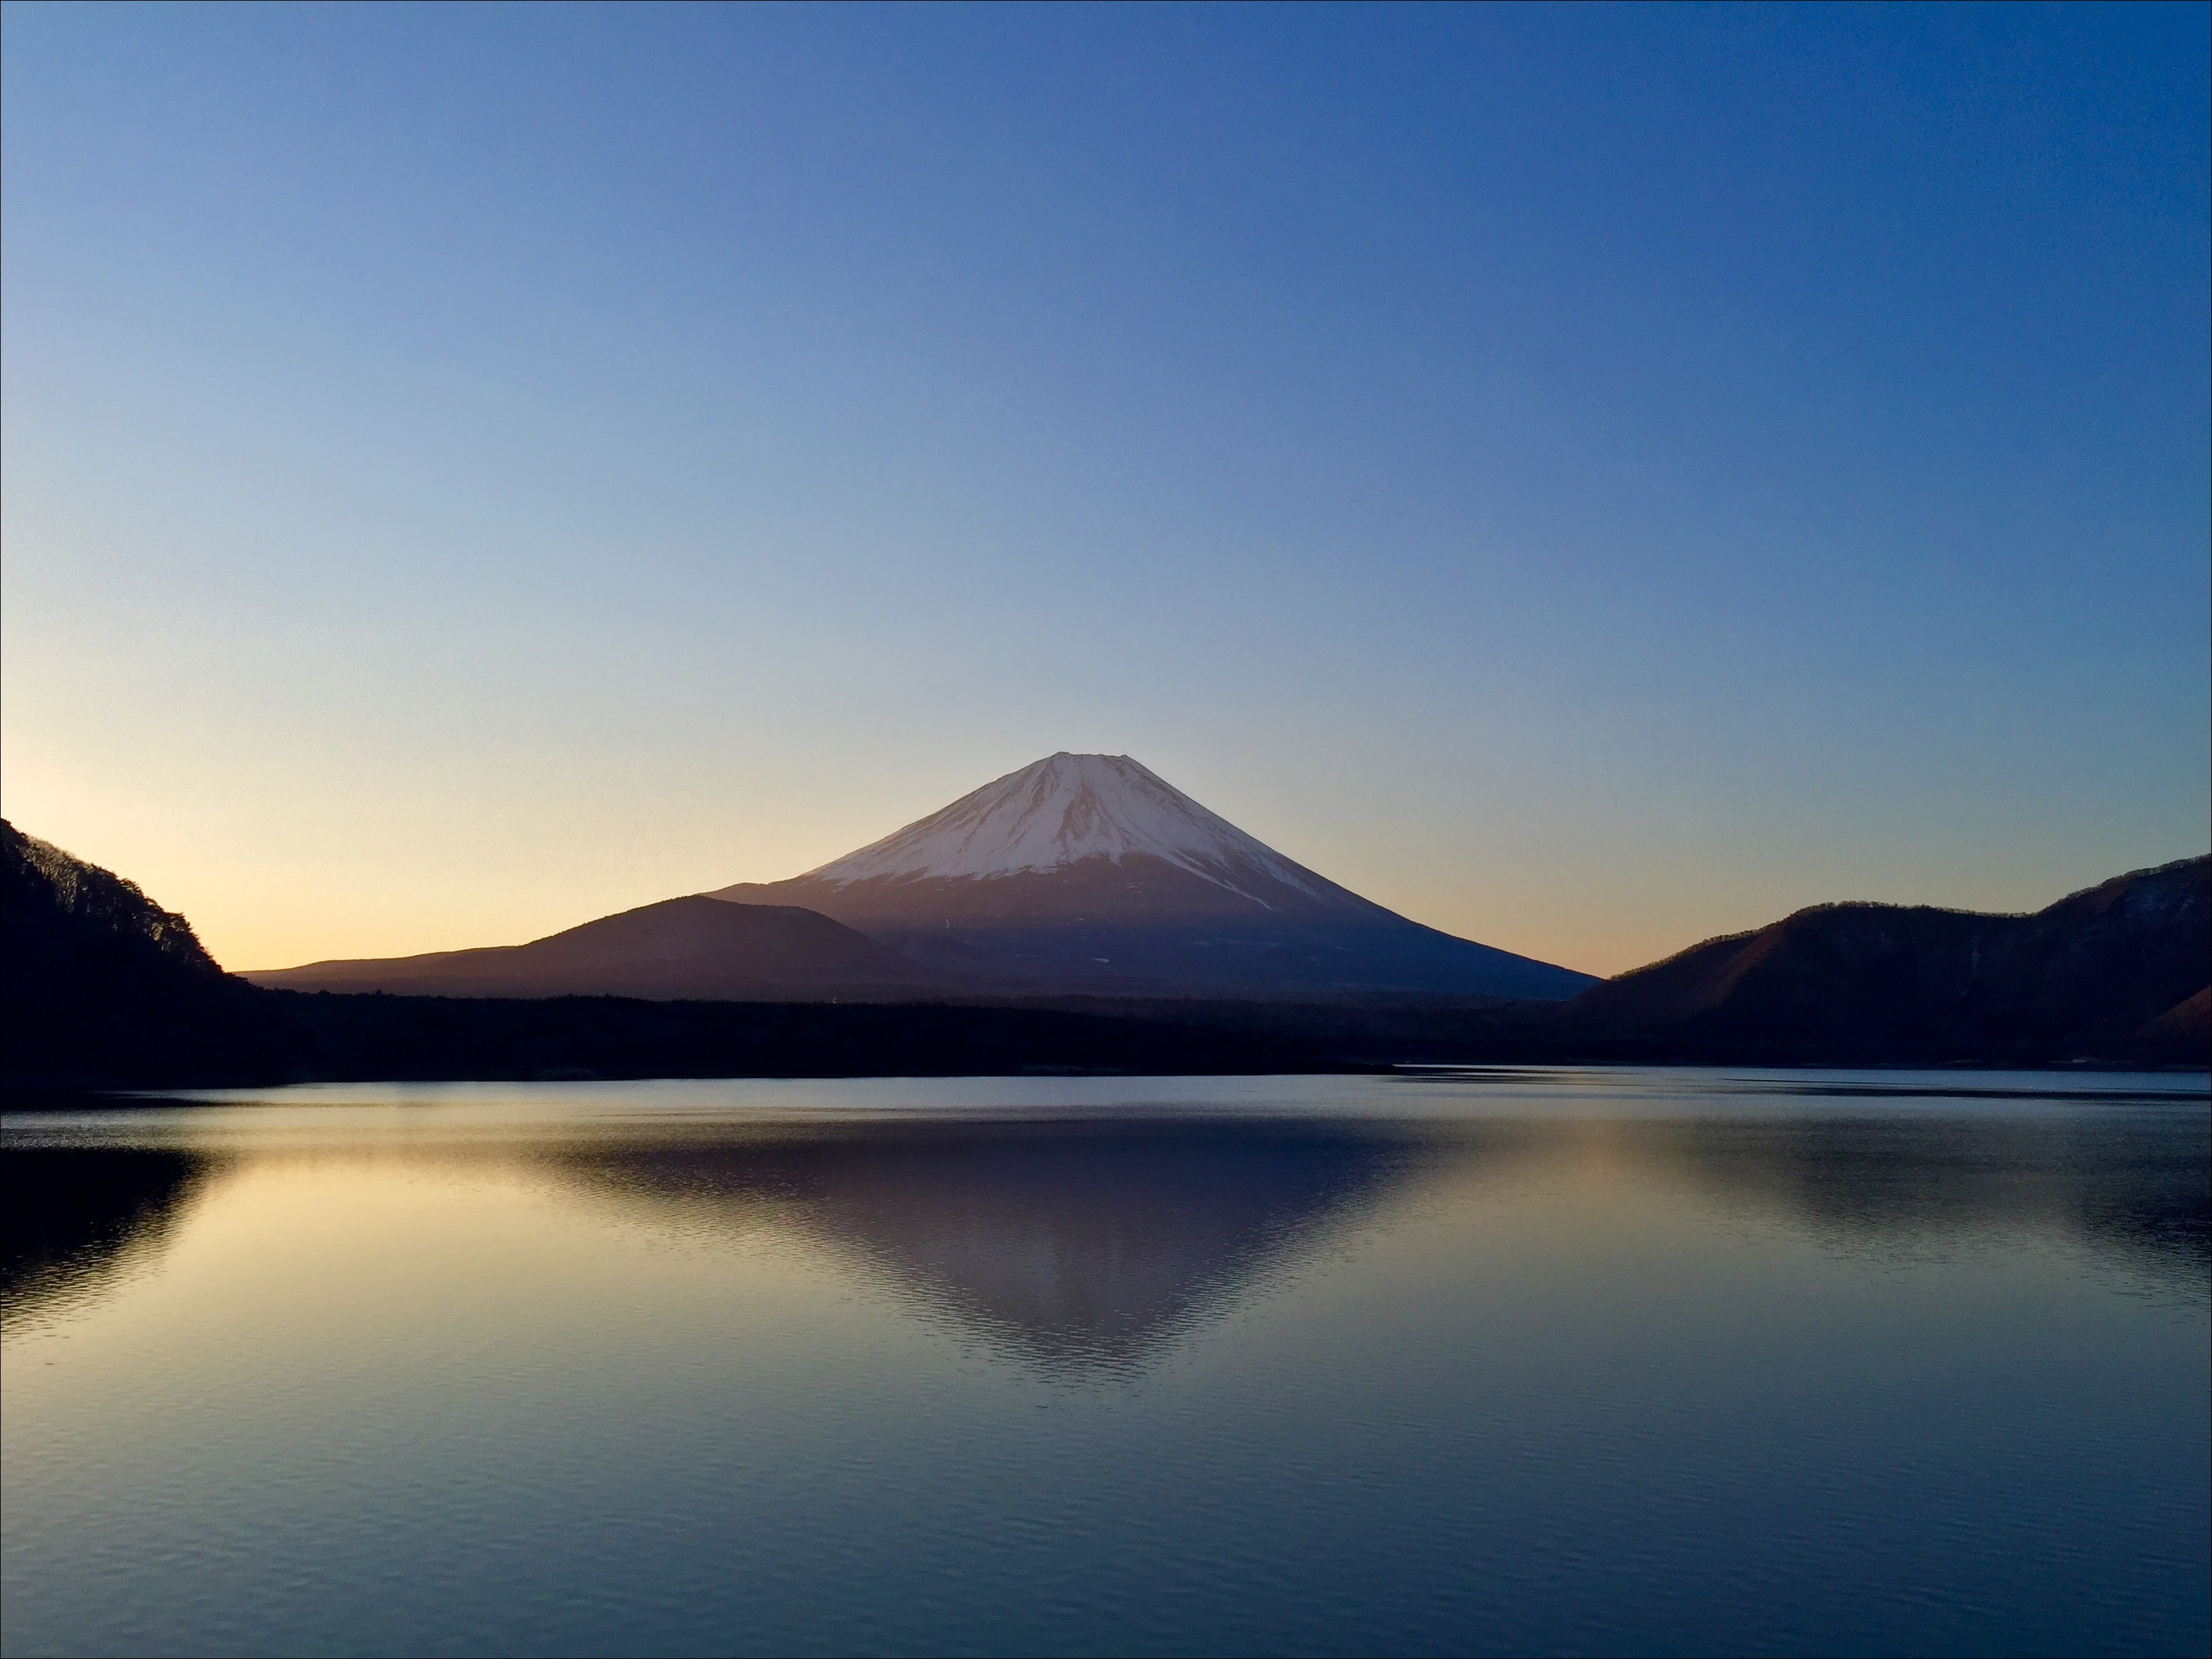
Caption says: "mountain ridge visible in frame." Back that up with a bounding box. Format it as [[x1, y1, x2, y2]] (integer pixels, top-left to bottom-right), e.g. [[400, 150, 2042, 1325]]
[[1554, 854, 2209, 1063]]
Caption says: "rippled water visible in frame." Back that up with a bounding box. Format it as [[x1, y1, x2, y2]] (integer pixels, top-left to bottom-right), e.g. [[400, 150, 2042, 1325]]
[[3, 1069, 2207, 1657]]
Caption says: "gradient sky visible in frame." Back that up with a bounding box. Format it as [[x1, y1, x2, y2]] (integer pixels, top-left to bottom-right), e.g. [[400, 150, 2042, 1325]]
[[3, 2, 2206, 976]]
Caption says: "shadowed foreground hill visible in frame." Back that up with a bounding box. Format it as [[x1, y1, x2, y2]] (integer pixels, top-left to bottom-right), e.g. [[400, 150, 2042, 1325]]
[[1555, 856, 2211, 1066], [1, 820, 279, 1085]]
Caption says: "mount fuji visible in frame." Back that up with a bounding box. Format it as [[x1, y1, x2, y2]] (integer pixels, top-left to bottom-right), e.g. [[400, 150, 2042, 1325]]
[[708, 753, 1594, 999], [250, 754, 1594, 1002]]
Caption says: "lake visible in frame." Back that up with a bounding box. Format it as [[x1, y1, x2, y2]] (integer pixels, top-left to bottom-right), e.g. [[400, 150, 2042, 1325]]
[[3, 1069, 2206, 1657]]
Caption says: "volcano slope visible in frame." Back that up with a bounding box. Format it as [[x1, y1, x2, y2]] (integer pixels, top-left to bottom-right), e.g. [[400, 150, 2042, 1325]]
[[710, 752, 1594, 1000], [247, 897, 943, 1001]]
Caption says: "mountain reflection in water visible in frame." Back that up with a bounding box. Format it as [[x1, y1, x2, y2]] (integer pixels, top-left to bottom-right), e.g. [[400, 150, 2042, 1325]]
[[555, 1121, 1423, 1371], [3, 1077, 2205, 1358]]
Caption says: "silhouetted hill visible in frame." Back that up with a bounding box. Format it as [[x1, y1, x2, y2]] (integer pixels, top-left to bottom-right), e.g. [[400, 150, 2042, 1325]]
[[3, 822, 217, 975], [245, 897, 945, 999], [1, 820, 279, 1085], [1556, 856, 2210, 1065]]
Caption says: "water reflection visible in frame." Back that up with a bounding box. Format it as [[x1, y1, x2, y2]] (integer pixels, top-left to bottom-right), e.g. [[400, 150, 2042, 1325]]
[[544, 1100, 2207, 1371], [2, 1146, 217, 1326], [1642, 1113, 2209, 1292], [5, 1075, 2203, 1658], [2, 1076, 2203, 1352], [558, 1119, 1427, 1371]]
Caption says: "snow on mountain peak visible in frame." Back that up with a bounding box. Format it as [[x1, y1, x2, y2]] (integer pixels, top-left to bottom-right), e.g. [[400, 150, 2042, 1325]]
[[801, 752, 1330, 902]]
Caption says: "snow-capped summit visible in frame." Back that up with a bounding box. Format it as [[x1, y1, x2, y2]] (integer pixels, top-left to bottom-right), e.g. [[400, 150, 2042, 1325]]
[[801, 752, 1327, 905]]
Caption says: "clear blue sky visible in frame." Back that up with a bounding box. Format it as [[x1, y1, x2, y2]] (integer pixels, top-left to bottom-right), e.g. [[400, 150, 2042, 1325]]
[[3, 1, 2206, 974]]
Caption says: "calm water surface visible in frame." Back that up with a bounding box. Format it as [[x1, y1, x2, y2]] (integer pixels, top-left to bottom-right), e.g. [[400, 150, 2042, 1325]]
[[3, 1069, 2207, 1657]]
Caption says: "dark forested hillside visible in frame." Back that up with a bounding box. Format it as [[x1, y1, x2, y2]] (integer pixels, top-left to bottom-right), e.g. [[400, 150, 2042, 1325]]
[[1, 820, 280, 1085], [1554, 856, 2210, 1066]]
